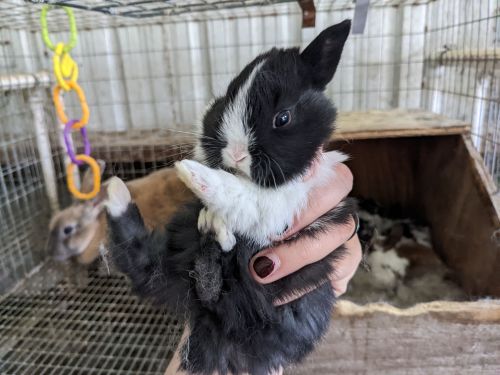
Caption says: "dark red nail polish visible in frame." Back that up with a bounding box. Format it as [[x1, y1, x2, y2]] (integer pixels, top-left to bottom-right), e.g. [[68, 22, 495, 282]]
[[253, 256, 275, 278]]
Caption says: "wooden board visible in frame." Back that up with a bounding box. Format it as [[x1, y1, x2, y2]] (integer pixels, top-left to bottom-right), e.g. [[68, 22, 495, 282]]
[[85, 130, 194, 164], [290, 300, 500, 375], [418, 135, 500, 296], [335, 109, 470, 140]]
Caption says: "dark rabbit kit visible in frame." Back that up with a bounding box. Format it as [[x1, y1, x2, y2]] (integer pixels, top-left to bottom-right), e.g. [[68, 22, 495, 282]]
[[107, 20, 355, 375]]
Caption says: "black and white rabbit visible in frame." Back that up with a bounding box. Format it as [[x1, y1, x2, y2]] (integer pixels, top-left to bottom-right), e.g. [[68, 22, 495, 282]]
[[106, 20, 355, 375]]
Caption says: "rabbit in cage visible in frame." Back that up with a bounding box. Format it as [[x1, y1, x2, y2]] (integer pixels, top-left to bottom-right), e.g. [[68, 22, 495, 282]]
[[105, 20, 356, 375], [48, 161, 194, 264]]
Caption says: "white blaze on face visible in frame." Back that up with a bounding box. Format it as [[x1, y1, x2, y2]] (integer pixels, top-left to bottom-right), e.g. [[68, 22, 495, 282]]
[[219, 61, 265, 177]]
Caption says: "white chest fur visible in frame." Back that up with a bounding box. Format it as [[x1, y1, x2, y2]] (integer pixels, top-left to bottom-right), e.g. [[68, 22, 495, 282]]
[[175, 151, 346, 249]]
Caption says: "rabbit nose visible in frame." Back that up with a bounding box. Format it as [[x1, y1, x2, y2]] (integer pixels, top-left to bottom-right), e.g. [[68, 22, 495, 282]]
[[232, 151, 248, 163]]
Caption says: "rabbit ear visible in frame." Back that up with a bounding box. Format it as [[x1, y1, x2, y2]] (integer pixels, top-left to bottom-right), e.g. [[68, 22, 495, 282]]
[[300, 20, 351, 89], [81, 185, 110, 224], [81, 159, 106, 194]]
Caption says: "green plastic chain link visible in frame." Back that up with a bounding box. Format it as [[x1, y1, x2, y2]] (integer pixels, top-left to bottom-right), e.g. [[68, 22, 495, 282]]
[[40, 5, 77, 53]]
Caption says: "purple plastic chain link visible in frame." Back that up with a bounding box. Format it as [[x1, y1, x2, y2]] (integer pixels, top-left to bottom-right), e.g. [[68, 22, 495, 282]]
[[63, 119, 91, 165]]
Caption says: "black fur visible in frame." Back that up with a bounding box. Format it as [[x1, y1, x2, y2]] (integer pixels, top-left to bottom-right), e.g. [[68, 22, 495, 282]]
[[108, 20, 355, 375], [109, 198, 356, 375]]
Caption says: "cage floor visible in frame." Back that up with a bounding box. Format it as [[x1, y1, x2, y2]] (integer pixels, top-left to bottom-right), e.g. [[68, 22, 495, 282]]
[[0, 268, 183, 375]]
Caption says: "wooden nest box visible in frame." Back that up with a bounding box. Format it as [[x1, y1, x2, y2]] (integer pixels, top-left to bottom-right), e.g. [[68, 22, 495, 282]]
[[293, 109, 500, 374]]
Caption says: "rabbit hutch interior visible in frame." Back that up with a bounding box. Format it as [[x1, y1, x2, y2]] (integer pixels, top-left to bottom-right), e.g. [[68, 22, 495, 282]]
[[1, 0, 500, 374]]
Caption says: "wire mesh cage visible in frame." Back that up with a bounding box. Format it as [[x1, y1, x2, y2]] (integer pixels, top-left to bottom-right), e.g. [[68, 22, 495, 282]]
[[0, 268, 183, 374], [1, 0, 499, 373]]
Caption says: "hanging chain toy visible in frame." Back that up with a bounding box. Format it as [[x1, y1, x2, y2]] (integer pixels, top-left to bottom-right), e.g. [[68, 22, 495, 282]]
[[41, 5, 101, 200]]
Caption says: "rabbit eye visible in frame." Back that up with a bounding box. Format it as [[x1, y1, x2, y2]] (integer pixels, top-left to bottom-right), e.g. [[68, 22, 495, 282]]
[[273, 110, 291, 128], [63, 226, 74, 235]]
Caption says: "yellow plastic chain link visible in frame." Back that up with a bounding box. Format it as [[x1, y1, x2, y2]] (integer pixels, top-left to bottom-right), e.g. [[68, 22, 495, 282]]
[[41, 5, 101, 200], [53, 43, 79, 91]]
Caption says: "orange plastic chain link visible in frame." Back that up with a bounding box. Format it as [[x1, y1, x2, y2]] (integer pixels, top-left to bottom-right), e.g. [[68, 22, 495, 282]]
[[52, 81, 89, 129], [66, 155, 101, 200]]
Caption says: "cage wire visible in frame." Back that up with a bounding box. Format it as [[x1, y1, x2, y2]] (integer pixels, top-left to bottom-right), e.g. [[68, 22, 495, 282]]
[[0, 0, 499, 373], [0, 267, 183, 374]]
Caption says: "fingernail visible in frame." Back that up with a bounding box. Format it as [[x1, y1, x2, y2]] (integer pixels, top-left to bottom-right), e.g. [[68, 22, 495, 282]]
[[253, 255, 279, 279]]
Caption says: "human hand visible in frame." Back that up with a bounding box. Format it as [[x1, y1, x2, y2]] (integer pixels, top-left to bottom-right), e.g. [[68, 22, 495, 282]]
[[249, 157, 362, 302]]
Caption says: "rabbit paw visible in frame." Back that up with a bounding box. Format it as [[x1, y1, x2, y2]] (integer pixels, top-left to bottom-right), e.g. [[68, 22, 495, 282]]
[[198, 207, 236, 252], [175, 160, 216, 200], [105, 177, 131, 217]]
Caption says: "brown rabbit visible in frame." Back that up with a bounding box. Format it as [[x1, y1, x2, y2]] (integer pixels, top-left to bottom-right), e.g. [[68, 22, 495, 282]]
[[48, 161, 194, 264]]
